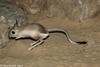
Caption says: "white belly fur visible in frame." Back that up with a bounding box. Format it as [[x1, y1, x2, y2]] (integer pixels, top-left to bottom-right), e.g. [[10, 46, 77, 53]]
[[18, 30, 49, 39], [39, 33, 49, 39]]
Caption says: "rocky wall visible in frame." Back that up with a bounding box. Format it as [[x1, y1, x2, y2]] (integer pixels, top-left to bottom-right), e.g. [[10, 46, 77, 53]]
[[1, 0, 100, 21]]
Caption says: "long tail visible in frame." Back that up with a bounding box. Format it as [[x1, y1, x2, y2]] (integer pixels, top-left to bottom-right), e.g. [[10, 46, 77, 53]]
[[47, 28, 87, 44]]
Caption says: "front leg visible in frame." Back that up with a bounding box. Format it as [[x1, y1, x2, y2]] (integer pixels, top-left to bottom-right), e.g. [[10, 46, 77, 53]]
[[28, 39, 44, 50]]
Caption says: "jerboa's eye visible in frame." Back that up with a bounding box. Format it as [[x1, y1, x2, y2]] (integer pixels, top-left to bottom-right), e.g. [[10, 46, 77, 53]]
[[12, 31, 15, 34]]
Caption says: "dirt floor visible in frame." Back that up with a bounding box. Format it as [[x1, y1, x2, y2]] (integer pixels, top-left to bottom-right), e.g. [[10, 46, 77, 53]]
[[0, 12, 100, 67]]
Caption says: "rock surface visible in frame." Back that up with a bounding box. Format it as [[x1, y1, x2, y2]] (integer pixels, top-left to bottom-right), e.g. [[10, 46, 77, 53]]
[[1, 0, 100, 21]]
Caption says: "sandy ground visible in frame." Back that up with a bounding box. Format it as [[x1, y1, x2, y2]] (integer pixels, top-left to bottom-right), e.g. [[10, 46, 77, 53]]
[[0, 12, 100, 67]]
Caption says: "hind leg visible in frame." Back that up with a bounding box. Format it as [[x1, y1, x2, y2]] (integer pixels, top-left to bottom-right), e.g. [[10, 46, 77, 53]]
[[30, 40, 40, 46], [28, 39, 44, 50]]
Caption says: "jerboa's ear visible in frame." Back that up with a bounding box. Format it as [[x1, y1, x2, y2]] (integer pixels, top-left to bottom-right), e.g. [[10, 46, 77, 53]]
[[14, 20, 19, 27]]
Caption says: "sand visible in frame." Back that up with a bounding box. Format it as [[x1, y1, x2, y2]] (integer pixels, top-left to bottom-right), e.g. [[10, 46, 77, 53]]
[[0, 13, 100, 67]]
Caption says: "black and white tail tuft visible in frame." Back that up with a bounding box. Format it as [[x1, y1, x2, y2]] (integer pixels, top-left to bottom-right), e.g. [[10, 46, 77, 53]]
[[47, 28, 87, 44]]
